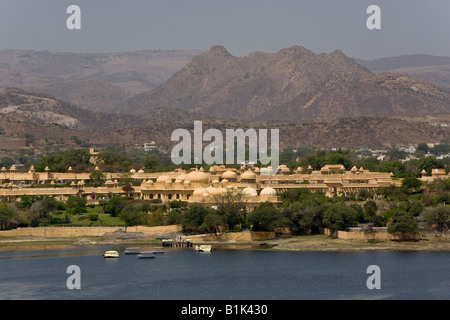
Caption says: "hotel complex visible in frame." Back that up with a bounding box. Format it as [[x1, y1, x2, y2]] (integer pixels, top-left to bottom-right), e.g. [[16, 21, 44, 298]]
[[1, 164, 445, 209]]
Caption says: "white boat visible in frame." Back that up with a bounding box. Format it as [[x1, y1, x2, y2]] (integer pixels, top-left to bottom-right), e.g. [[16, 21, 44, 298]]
[[104, 250, 119, 258], [195, 245, 212, 252]]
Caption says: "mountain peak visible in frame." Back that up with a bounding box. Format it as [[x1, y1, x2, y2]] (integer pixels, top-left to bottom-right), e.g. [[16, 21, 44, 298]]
[[278, 45, 313, 56], [204, 45, 232, 57]]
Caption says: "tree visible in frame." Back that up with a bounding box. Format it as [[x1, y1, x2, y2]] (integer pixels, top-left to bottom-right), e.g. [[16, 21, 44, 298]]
[[406, 199, 424, 217], [168, 200, 186, 209], [282, 200, 327, 235], [0, 204, 19, 230], [212, 190, 248, 230], [89, 170, 106, 187], [65, 196, 87, 215], [323, 204, 359, 234], [180, 205, 212, 232], [98, 151, 132, 172], [401, 176, 422, 192], [387, 211, 418, 240], [417, 143, 429, 154], [422, 205, 450, 231], [26, 197, 60, 226], [122, 184, 134, 197], [200, 212, 227, 234], [118, 201, 151, 227], [363, 200, 378, 223], [418, 156, 444, 175], [35, 149, 92, 172], [103, 195, 128, 217], [142, 155, 160, 170], [248, 202, 284, 231]]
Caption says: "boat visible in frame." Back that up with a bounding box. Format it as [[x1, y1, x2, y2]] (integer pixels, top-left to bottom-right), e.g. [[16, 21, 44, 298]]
[[140, 250, 164, 254], [137, 253, 156, 259], [195, 245, 212, 252], [124, 247, 141, 255], [104, 250, 119, 258]]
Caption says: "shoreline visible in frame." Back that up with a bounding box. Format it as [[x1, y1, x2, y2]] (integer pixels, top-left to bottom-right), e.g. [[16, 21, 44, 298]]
[[0, 233, 448, 252]]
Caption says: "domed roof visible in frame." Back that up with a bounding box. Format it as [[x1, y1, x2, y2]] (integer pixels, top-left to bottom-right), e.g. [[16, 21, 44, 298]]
[[242, 187, 257, 197], [142, 179, 154, 186], [185, 170, 210, 184], [156, 175, 171, 183], [240, 170, 256, 180], [260, 187, 277, 197], [176, 174, 186, 181], [130, 168, 136, 173], [207, 186, 227, 196], [222, 170, 237, 179], [138, 169, 144, 174], [193, 187, 208, 197]]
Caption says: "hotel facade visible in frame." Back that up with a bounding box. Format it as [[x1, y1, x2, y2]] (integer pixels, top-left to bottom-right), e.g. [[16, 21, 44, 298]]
[[1, 163, 443, 209]]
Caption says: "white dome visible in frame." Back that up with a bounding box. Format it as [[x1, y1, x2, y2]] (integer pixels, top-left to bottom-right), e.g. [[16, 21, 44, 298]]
[[156, 175, 171, 183], [240, 170, 256, 180], [222, 170, 237, 179], [143, 179, 154, 186], [207, 186, 227, 196], [260, 187, 277, 197], [242, 187, 257, 197], [193, 187, 208, 197], [185, 171, 210, 184]]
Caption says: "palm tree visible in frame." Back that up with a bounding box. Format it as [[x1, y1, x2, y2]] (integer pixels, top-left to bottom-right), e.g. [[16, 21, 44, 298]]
[[122, 184, 134, 198]]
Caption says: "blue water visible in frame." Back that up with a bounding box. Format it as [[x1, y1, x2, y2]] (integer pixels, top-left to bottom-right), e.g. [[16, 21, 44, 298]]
[[0, 246, 448, 300]]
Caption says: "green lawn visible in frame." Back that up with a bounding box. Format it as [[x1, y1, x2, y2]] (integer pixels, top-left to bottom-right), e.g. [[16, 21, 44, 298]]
[[51, 205, 125, 226]]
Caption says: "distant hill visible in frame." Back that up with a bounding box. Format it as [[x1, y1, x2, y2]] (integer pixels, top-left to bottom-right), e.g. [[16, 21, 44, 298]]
[[355, 54, 450, 87], [0, 49, 203, 112], [122, 45, 450, 122]]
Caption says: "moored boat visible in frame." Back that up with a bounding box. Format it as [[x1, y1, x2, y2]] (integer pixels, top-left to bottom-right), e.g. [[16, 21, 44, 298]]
[[124, 247, 141, 254], [104, 250, 119, 258], [195, 245, 212, 252], [137, 253, 156, 259]]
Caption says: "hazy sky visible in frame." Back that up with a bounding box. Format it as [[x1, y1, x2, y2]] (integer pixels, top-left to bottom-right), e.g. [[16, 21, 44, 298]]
[[0, 0, 449, 59]]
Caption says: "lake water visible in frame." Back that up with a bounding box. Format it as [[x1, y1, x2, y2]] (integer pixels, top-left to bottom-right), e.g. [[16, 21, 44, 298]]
[[0, 245, 448, 300]]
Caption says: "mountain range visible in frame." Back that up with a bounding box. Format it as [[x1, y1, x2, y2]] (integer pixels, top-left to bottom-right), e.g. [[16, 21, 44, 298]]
[[0, 46, 449, 152], [123, 45, 450, 122]]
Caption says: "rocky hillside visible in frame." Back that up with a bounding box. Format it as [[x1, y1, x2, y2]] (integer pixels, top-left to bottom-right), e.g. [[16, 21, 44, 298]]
[[355, 54, 450, 87], [123, 45, 450, 122], [1, 88, 449, 152]]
